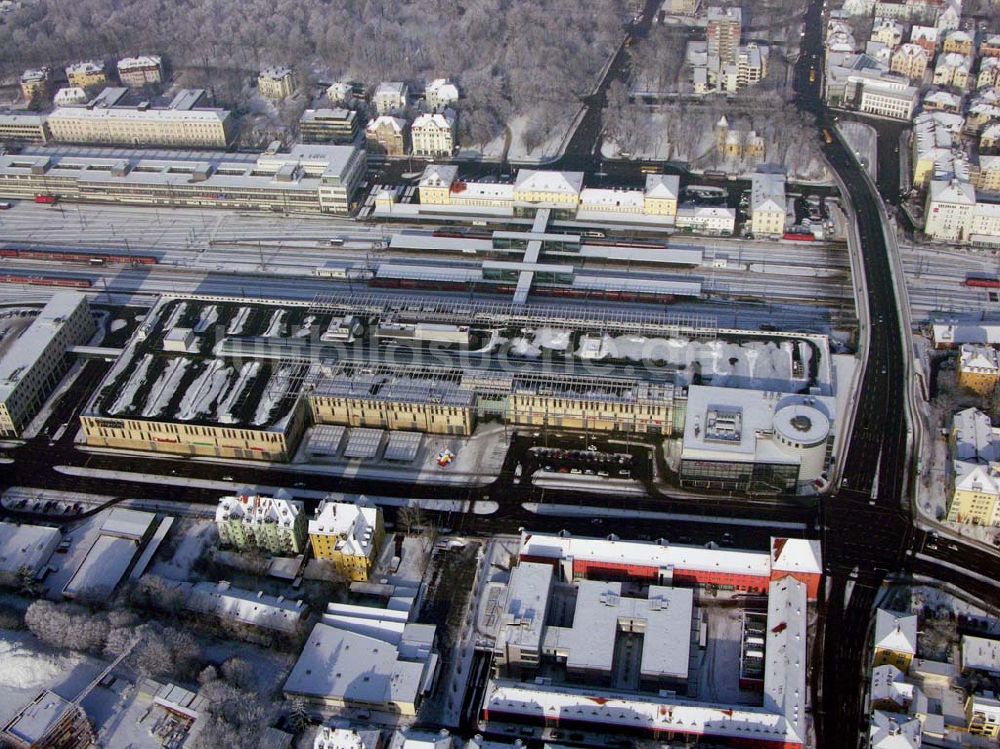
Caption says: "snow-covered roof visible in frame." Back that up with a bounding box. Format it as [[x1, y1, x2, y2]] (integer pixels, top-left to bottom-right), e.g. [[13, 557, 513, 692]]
[[869, 710, 921, 749], [960, 344, 1000, 375], [63, 534, 140, 599], [0, 293, 89, 403], [117, 55, 162, 71], [0, 522, 60, 577], [366, 115, 406, 134], [874, 609, 918, 656], [66, 60, 104, 76], [764, 577, 807, 744], [578, 187, 643, 210], [101, 507, 156, 540], [771, 538, 822, 575], [412, 111, 455, 131], [314, 726, 382, 749], [549, 580, 693, 679], [375, 81, 408, 98], [645, 173, 680, 200], [426, 78, 459, 102], [682, 386, 835, 465], [20, 68, 48, 83], [2, 691, 77, 745], [870, 664, 915, 707], [750, 168, 786, 214], [48, 104, 229, 125], [185, 579, 306, 632], [962, 635, 1000, 675], [308, 500, 380, 557], [418, 163, 458, 188], [933, 323, 1000, 347], [929, 178, 976, 205], [496, 561, 551, 656], [952, 407, 999, 463], [260, 65, 293, 79], [519, 531, 773, 579], [284, 620, 433, 708], [954, 460, 1000, 497], [54, 86, 87, 105], [483, 679, 803, 745], [216, 494, 303, 530], [514, 169, 584, 196]]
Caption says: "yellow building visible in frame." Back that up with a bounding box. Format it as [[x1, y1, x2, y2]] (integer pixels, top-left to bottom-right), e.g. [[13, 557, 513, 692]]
[[507, 374, 680, 435], [19, 68, 50, 100], [942, 30, 974, 56], [873, 609, 918, 673], [949, 462, 1000, 525], [418, 164, 458, 205], [642, 173, 679, 216], [80, 407, 307, 461], [513, 169, 584, 214], [65, 60, 107, 89], [258, 66, 295, 99], [308, 364, 475, 436], [308, 500, 384, 581], [967, 692, 1000, 738], [958, 343, 1000, 395]]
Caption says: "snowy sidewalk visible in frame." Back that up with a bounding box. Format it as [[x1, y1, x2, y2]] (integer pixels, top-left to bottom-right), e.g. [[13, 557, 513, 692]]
[[53, 466, 468, 512]]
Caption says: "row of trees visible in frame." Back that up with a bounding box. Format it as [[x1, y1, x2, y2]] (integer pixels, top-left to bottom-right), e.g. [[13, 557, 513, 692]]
[[0, 0, 630, 147], [24, 600, 203, 679]]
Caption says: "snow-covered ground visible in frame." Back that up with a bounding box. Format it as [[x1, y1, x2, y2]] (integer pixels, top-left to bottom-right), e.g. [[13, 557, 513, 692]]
[[149, 519, 216, 581], [0, 628, 106, 728]]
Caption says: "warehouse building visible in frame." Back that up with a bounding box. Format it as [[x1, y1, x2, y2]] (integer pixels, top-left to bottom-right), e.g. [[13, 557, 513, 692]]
[[0, 293, 95, 437]]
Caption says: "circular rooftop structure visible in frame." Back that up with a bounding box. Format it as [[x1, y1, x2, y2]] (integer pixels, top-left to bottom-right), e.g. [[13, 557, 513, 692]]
[[773, 403, 830, 447]]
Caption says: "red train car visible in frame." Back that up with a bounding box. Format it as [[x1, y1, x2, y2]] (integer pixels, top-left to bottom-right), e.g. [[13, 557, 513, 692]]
[[0, 274, 92, 288], [782, 231, 814, 242], [33, 195, 57, 204], [965, 274, 1000, 289], [0, 247, 157, 265]]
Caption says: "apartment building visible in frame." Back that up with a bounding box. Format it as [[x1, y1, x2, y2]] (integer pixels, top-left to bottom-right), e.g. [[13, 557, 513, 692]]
[[871, 17, 904, 47], [117, 55, 163, 87], [259, 66, 295, 99], [642, 173, 680, 216], [215, 494, 307, 555], [942, 29, 974, 56], [911, 24, 939, 55], [982, 34, 1000, 59], [19, 67, 50, 100], [948, 407, 1000, 525], [933, 53, 972, 88], [675, 204, 737, 235], [411, 111, 455, 157], [749, 167, 787, 236], [425, 78, 459, 110], [308, 500, 385, 581], [0, 294, 94, 438], [54, 86, 88, 106], [373, 82, 408, 115], [47, 93, 236, 148], [979, 57, 1000, 90], [925, 178, 977, 241], [65, 60, 107, 89], [0, 112, 50, 143], [959, 344, 1000, 395], [706, 6, 742, 65], [736, 43, 768, 88], [365, 115, 409, 156], [874, 609, 918, 673], [890, 43, 929, 81], [300, 108, 359, 144]]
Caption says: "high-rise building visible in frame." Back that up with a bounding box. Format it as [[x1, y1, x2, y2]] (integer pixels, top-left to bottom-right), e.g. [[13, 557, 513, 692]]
[[706, 6, 742, 65]]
